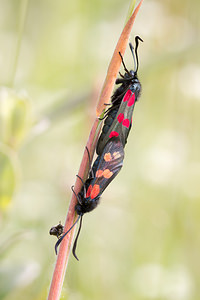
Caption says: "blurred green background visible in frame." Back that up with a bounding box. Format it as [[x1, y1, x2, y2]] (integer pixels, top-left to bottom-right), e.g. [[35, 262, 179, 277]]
[[0, 0, 200, 299]]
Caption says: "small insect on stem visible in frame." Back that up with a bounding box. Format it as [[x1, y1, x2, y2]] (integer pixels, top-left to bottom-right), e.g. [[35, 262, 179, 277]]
[[54, 215, 82, 256], [49, 222, 64, 239]]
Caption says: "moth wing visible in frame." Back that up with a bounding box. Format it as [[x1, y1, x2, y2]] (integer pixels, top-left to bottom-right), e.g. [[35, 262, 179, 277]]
[[97, 89, 136, 155], [110, 89, 136, 144], [90, 137, 124, 197]]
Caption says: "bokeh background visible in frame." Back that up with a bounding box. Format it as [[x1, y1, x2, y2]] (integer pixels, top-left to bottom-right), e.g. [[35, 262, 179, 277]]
[[0, 0, 200, 299]]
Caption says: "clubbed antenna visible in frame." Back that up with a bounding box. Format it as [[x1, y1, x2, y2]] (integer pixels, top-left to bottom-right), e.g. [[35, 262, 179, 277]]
[[129, 42, 137, 72], [134, 36, 143, 73]]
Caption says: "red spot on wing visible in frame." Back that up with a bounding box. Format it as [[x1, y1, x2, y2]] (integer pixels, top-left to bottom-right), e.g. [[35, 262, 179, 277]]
[[117, 113, 124, 123], [96, 170, 104, 177], [127, 93, 135, 107], [103, 169, 113, 179], [90, 184, 100, 199], [104, 152, 112, 162], [109, 131, 119, 138], [113, 151, 121, 159], [123, 89, 132, 102], [122, 118, 130, 128], [86, 184, 92, 198]]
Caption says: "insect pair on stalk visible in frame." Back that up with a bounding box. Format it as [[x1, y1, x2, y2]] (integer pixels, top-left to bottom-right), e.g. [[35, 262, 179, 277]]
[[50, 36, 143, 260]]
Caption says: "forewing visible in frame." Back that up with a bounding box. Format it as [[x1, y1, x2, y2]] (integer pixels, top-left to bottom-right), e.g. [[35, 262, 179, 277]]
[[98, 89, 136, 154], [90, 137, 124, 197]]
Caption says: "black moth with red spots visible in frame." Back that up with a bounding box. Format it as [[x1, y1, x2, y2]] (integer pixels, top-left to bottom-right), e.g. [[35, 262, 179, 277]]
[[55, 137, 124, 260], [96, 36, 143, 155]]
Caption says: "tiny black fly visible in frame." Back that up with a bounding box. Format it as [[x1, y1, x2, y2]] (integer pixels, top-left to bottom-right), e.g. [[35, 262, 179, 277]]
[[49, 222, 64, 239]]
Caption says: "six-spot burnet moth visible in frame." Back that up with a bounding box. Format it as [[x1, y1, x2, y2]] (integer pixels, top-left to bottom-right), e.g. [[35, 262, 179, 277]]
[[96, 36, 143, 155], [51, 36, 143, 260], [55, 137, 124, 260]]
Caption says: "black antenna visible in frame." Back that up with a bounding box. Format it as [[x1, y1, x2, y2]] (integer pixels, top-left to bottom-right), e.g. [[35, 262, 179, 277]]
[[55, 215, 81, 255], [134, 36, 143, 73], [72, 215, 83, 261], [129, 42, 137, 72], [118, 52, 131, 75]]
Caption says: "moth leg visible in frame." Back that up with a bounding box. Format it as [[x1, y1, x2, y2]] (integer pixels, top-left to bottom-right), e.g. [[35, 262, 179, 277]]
[[71, 185, 82, 204], [76, 175, 87, 198]]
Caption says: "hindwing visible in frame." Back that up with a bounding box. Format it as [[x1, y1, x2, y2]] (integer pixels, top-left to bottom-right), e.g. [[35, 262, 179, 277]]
[[86, 137, 124, 200]]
